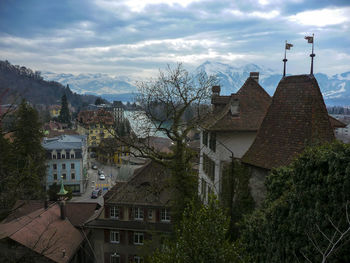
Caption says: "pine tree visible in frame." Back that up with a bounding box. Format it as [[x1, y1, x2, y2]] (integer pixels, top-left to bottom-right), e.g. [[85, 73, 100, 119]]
[[58, 94, 71, 126], [12, 100, 47, 200]]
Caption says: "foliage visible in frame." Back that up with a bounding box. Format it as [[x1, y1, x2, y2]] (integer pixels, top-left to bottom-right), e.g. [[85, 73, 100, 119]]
[[221, 160, 255, 240], [151, 197, 247, 263], [240, 141, 350, 262], [47, 183, 72, 201], [115, 118, 132, 137], [94, 97, 104, 105], [121, 63, 216, 222], [58, 93, 71, 126], [0, 101, 47, 211]]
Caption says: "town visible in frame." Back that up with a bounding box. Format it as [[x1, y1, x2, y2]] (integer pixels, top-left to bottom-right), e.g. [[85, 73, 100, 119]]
[[1, 1, 350, 263]]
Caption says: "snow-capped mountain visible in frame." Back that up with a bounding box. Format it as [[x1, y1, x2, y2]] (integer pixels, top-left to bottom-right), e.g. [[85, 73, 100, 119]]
[[196, 61, 350, 105], [42, 71, 138, 95], [42, 62, 350, 105]]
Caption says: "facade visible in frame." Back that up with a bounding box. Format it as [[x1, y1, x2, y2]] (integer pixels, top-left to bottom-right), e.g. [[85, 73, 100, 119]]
[[77, 109, 115, 149], [49, 105, 61, 118], [112, 101, 124, 124], [86, 160, 173, 263], [242, 74, 336, 205], [97, 137, 130, 166], [42, 134, 88, 194], [198, 73, 271, 202]]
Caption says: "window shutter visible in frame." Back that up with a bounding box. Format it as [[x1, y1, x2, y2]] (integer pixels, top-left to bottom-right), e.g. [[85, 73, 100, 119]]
[[128, 231, 133, 245], [120, 230, 124, 245], [105, 206, 110, 218], [144, 208, 148, 222], [129, 207, 133, 220], [156, 209, 160, 222], [104, 229, 110, 243], [119, 207, 123, 220], [104, 253, 110, 263]]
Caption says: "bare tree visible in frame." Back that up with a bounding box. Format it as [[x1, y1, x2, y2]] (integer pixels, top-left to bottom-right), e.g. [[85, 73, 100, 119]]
[[300, 201, 350, 263], [115, 63, 216, 221]]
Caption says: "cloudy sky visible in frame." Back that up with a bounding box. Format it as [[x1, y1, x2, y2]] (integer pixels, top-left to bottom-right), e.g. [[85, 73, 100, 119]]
[[0, 0, 349, 78]]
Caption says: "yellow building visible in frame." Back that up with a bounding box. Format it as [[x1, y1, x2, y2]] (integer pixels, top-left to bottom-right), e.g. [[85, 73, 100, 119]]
[[97, 137, 130, 166], [49, 105, 61, 118], [76, 109, 115, 149]]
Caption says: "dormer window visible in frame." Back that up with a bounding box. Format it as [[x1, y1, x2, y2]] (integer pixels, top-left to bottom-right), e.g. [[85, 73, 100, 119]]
[[202, 131, 208, 146], [230, 100, 239, 116]]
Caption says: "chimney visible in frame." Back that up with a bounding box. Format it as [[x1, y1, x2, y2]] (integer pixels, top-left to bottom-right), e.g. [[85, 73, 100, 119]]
[[59, 200, 66, 220], [250, 72, 259, 83], [212, 86, 221, 97]]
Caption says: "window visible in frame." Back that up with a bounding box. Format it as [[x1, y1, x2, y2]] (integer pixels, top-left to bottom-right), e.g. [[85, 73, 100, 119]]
[[202, 131, 208, 146], [61, 154, 66, 159], [71, 173, 75, 180], [70, 154, 75, 159], [148, 209, 153, 220], [134, 256, 144, 263], [161, 208, 171, 222], [110, 207, 120, 219], [110, 254, 120, 263], [53, 164, 57, 170], [110, 231, 119, 243], [134, 232, 144, 245], [71, 163, 75, 169], [53, 174, 57, 180], [52, 154, 57, 159], [62, 173, 66, 180], [62, 163, 66, 170], [134, 207, 144, 220], [209, 132, 216, 152], [203, 154, 215, 182]]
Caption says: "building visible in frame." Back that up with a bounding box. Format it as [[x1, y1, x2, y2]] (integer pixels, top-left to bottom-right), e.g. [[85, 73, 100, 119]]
[[77, 109, 115, 150], [112, 101, 124, 124], [0, 200, 100, 263], [198, 73, 271, 201], [242, 74, 336, 205], [86, 160, 173, 263], [49, 105, 61, 118], [97, 137, 130, 166], [42, 134, 88, 194]]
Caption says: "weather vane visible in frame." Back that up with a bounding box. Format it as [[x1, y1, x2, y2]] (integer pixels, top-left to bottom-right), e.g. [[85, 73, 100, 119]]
[[283, 40, 293, 77], [305, 33, 315, 75]]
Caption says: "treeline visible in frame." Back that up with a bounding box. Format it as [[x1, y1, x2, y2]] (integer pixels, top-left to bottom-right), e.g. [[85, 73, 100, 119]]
[[0, 60, 99, 108], [327, 106, 350, 115]]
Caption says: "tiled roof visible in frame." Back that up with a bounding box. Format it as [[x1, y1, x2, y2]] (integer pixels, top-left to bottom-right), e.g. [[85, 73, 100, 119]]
[[42, 134, 86, 150], [203, 77, 271, 131], [329, 115, 346, 128], [77, 109, 114, 125], [0, 203, 84, 263], [105, 160, 171, 206], [242, 75, 335, 170]]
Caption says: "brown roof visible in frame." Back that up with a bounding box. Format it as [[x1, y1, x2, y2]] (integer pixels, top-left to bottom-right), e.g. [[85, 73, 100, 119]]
[[203, 77, 271, 132], [242, 75, 335, 170], [77, 109, 114, 126], [0, 203, 84, 263], [105, 160, 171, 207], [3, 200, 100, 227], [329, 115, 347, 128]]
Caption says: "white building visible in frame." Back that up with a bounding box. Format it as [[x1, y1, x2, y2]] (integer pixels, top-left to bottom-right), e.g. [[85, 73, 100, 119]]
[[198, 73, 271, 202]]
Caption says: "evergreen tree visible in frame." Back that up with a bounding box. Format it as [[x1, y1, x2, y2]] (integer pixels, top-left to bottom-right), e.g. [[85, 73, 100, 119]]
[[151, 197, 247, 263], [58, 94, 71, 126], [12, 100, 47, 200], [241, 141, 350, 262]]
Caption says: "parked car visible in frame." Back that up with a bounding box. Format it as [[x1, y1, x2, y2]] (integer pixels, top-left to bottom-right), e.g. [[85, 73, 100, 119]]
[[92, 164, 98, 170], [99, 174, 106, 180], [91, 188, 102, 198], [98, 169, 104, 175]]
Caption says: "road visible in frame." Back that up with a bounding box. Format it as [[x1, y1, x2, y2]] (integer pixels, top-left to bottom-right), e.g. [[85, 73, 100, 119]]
[[70, 159, 144, 206]]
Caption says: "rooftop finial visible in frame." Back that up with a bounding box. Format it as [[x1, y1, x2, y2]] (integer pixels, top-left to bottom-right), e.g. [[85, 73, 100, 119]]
[[305, 33, 315, 75], [283, 41, 293, 77], [57, 176, 68, 199]]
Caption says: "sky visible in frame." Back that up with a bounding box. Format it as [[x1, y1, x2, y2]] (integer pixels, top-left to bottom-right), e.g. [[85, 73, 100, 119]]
[[0, 0, 349, 78]]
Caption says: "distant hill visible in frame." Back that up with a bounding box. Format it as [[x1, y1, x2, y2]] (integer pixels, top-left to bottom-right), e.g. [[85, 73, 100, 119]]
[[0, 60, 100, 108], [42, 61, 350, 106]]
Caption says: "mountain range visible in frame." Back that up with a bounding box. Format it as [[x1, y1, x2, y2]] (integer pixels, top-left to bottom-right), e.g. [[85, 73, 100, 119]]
[[41, 61, 350, 106]]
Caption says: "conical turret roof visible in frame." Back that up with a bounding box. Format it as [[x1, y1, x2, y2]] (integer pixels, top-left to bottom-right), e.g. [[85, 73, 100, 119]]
[[242, 75, 335, 170]]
